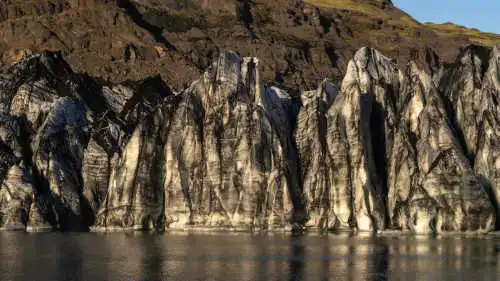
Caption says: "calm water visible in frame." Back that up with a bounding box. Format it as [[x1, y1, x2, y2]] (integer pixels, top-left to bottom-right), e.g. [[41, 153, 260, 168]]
[[0, 232, 499, 281]]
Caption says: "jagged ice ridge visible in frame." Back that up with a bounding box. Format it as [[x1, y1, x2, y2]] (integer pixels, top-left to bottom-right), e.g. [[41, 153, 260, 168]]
[[0, 45, 498, 234]]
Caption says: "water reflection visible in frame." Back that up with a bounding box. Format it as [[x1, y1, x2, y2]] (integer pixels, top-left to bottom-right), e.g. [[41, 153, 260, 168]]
[[289, 234, 305, 281], [371, 238, 389, 281], [140, 235, 164, 280], [56, 235, 84, 281], [0, 232, 498, 280]]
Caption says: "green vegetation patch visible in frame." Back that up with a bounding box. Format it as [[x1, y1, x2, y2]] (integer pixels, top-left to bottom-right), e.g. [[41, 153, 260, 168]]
[[425, 23, 500, 47]]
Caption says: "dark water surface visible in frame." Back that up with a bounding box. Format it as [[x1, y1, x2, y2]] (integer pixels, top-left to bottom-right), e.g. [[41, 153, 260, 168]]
[[0, 232, 499, 281]]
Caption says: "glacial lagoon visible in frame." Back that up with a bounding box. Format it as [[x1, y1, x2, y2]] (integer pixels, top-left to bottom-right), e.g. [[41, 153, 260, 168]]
[[0, 232, 499, 280]]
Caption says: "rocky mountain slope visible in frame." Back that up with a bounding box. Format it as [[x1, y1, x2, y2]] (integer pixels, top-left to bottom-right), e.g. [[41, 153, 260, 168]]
[[0, 0, 498, 92], [0, 43, 498, 233]]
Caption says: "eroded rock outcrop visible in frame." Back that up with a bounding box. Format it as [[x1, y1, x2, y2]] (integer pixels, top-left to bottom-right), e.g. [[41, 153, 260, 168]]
[[0, 45, 498, 233]]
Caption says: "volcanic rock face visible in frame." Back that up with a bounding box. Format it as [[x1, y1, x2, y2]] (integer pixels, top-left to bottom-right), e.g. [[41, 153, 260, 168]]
[[0, 45, 498, 233]]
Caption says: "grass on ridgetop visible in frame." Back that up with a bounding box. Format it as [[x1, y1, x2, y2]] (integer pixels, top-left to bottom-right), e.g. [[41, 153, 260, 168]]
[[304, 0, 419, 27], [304, 0, 378, 15], [305, 1, 499, 47], [425, 23, 500, 47]]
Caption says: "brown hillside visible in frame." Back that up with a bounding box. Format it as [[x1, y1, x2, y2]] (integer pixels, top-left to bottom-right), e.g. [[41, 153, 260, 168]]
[[0, 0, 498, 91]]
